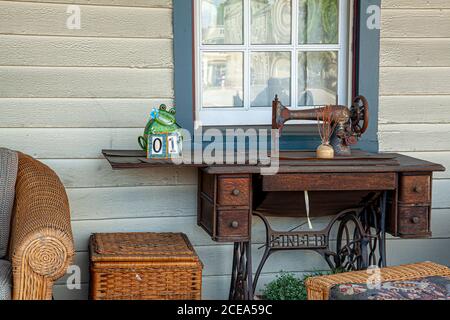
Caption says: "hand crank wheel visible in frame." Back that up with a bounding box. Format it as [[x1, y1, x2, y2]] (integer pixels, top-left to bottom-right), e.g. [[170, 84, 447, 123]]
[[351, 96, 369, 136]]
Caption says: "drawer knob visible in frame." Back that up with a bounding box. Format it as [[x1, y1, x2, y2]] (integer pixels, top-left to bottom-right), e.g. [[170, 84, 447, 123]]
[[413, 186, 423, 193], [230, 221, 240, 229], [232, 189, 241, 196], [411, 217, 420, 224]]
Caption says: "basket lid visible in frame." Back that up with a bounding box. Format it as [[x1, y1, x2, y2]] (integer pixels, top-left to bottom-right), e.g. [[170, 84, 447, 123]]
[[90, 233, 200, 263]]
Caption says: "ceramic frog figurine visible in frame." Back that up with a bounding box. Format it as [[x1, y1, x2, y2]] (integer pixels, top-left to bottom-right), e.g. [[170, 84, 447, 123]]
[[138, 105, 181, 151]]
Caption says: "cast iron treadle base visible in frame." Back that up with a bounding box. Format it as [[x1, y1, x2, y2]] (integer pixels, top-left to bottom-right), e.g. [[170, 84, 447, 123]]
[[239, 192, 388, 298], [229, 242, 253, 300]]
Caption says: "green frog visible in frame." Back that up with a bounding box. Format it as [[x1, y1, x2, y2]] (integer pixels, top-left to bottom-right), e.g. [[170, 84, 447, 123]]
[[138, 105, 181, 151]]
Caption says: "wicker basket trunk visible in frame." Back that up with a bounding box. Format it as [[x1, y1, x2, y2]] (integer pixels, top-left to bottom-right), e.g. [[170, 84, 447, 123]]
[[305, 262, 450, 300], [89, 233, 203, 300]]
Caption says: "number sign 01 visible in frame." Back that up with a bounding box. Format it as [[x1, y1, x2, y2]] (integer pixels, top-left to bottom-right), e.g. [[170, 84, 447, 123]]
[[147, 132, 182, 159]]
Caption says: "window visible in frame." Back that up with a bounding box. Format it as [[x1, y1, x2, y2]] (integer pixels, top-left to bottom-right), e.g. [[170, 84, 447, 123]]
[[194, 0, 349, 126]]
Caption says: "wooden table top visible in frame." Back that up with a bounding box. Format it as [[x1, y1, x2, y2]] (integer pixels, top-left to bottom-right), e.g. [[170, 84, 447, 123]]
[[102, 149, 445, 175]]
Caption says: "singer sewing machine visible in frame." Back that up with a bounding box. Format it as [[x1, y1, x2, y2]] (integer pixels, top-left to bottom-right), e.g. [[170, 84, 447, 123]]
[[272, 95, 370, 155]]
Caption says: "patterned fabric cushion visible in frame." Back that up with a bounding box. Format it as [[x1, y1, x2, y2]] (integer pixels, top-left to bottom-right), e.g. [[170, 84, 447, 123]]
[[0, 148, 18, 258], [0, 260, 12, 300], [330, 276, 450, 300]]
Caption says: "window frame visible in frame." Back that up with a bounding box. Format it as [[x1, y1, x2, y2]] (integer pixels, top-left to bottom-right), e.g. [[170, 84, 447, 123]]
[[173, 0, 381, 152], [194, 0, 350, 126]]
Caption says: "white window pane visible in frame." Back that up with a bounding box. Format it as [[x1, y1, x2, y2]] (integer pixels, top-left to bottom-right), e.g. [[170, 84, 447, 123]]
[[201, 0, 243, 45], [298, 0, 339, 44], [298, 51, 338, 106], [202, 52, 244, 108], [251, 52, 291, 107], [251, 0, 292, 45]]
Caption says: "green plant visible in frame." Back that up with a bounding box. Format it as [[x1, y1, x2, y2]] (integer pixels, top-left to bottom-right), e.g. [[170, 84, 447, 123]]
[[263, 272, 307, 300], [263, 269, 345, 301]]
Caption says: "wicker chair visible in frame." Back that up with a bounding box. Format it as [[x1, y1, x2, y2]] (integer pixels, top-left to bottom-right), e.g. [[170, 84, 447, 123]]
[[8, 153, 74, 300]]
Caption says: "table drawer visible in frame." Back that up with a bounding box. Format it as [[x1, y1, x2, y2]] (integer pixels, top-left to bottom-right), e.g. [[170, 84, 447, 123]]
[[398, 206, 430, 237], [399, 175, 431, 204], [217, 210, 249, 239], [217, 176, 250, 206], [263, 173, 396, 192]]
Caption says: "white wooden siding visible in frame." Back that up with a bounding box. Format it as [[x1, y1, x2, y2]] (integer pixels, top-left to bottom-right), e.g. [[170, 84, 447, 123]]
[[0, 1, 172, 38], [0, 0, 448, 300], [0, 0, 190, 300], [382, 0, 450, 9], [379, 0, 450, 283], [9, 0, 173, 8]]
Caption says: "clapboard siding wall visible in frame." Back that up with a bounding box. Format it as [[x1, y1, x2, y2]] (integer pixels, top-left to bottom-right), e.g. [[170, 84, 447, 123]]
[[0, 0, 196, 300], [378, 0, 450, 268], [0, 0, 449, 300]]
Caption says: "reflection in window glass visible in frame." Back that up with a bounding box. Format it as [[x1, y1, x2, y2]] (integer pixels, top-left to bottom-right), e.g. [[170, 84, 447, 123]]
[[298, 0, 339, 44], [298, 51, 338, 106], [201, 0, 243, 45], [251, 0, 292, 45], [251, 52, 291, 107], [202, 52, 244, 108]]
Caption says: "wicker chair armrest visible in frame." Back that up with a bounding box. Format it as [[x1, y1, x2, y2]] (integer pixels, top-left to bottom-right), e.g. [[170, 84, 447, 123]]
[[11, 230, 74, 279], [8, 153, 74, 299]]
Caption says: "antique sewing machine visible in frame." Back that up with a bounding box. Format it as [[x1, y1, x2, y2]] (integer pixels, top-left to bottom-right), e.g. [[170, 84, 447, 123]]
[[272, 95, 369, 155]]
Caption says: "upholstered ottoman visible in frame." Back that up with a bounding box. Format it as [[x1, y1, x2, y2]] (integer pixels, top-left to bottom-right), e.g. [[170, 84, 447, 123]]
[[305, 262, 450, 300]]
